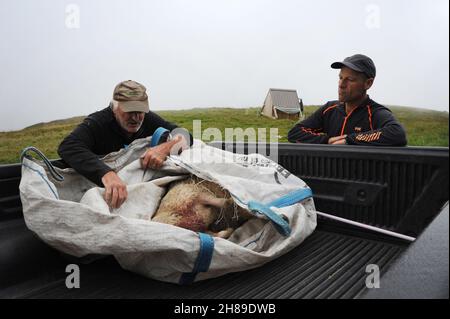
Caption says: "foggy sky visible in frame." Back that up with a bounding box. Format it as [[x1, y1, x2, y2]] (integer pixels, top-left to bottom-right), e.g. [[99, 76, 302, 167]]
[[0, 0, 448, 131]]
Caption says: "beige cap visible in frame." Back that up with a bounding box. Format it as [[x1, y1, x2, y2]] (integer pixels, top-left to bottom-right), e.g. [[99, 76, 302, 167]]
[[113, 80, 149, 113]]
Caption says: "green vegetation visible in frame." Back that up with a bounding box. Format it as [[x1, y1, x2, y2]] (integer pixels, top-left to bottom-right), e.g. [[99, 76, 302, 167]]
[[388, 106, 449, 147], [0, 106, 448, 164]]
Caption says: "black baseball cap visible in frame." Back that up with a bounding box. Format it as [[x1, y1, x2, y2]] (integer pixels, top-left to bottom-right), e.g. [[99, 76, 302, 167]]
[[331, 54, 376, 78]]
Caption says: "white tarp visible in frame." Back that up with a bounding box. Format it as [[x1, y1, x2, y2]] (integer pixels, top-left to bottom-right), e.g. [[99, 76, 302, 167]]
[[19, 137, 317, 284]]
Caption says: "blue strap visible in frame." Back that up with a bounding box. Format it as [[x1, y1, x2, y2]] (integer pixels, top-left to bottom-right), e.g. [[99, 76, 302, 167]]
[[267, 188, 313, 208], [248, 201, 291, 236], [179, 233, 215, 285], [150, 127, 170, 147], [247, 188, 313, 237]]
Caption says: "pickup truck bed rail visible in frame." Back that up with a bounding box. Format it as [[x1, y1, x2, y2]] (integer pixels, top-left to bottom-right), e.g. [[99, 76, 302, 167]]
[[1, 144, 448, 299]]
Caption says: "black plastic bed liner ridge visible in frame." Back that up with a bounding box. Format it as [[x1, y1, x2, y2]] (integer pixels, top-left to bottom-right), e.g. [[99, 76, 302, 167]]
[[0, 222, 405, 299]]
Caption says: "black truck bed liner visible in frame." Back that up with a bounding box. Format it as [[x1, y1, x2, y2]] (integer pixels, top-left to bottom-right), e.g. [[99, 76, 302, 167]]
[[1, 143, 447, 299], [0, 219, 405, 299]]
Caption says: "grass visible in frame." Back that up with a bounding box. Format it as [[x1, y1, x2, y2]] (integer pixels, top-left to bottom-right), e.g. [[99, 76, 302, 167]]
[[388, 106, 449, 146], [0, 106, 448, 164]]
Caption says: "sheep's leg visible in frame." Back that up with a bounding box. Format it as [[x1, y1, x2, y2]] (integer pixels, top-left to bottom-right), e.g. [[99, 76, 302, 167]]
[[197, 193, 229, 208]]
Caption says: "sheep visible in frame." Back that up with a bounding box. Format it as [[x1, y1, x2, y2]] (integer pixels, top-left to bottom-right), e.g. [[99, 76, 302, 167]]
[[153, 176, 253, 238]]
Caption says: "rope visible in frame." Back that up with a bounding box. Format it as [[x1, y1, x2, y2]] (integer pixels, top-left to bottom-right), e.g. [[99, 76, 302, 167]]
[[20, 147, 64, 182]]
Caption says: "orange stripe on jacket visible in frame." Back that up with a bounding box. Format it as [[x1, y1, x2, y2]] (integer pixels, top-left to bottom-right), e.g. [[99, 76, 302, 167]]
[[375, 132, 382, 141], [301, 127, 322, 136], [340, 107, 357, 136], [322, 104, 339, 115], [356, 131, 382, 142], [367, 105, 373, 131]]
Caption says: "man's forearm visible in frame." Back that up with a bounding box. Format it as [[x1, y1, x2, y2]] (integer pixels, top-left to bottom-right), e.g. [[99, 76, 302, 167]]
[[58, 141, 113, 186], [288, 124, 329, 144], [346, 124, 407, 146]]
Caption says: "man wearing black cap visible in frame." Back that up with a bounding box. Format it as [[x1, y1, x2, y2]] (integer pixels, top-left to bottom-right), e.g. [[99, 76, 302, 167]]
[[288, 54, 407, 146], [58, 80, 191, 209]]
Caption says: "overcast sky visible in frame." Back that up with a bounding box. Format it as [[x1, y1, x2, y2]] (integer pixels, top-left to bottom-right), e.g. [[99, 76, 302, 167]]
[[0, 0, 448, 131]]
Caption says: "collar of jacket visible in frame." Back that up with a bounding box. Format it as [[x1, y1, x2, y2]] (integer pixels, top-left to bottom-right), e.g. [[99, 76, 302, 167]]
[[337, 95, 372, 114]]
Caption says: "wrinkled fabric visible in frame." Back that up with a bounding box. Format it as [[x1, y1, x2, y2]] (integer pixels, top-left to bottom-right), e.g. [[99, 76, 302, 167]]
[[20, 138, 317, 283]]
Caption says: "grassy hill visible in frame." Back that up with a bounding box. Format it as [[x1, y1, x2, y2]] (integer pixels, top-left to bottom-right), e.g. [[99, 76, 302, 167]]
[[0, 106, 448, 164]]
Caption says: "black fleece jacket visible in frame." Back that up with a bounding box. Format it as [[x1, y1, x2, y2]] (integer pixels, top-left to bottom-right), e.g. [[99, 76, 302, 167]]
[[58, 106, 191, 186], [287, 97, 407, 146]]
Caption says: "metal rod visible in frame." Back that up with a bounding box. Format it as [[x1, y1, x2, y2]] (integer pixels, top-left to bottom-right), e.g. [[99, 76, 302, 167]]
[[317, 211, 416, 242]]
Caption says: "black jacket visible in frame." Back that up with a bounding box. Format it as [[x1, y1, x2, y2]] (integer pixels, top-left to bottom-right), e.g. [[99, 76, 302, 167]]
[[58, 106, 190, 186], [287, 97, 407, 146]]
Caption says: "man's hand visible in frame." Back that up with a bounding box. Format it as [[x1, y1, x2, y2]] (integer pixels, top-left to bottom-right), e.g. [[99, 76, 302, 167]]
[[101, 171, 128, 209], [328, 135, 347, 145], [140, 135, 185, 170]]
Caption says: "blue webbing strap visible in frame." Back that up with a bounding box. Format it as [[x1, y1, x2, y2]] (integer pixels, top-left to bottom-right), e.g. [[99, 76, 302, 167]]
[[179, 232, 215, 285], [267, 188, 313, 208], [150, 127, 170, 147], [248, 201, 291, 236], [247, 188, 313, 237]]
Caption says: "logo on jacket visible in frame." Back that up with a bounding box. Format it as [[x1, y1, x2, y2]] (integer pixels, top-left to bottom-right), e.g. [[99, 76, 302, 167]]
[[354, 127, 362, 132]]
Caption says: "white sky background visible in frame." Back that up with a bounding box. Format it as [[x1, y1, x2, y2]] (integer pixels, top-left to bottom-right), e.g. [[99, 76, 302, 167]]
[[0, 0, 448, 131]]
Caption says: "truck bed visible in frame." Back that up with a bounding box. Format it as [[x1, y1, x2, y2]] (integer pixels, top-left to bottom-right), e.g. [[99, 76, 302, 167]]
[[1, 143, 448, 299], [0, 218, 406, 299]]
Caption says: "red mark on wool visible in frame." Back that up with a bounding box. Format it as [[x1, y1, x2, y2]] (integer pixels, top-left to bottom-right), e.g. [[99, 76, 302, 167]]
[[174, 201, 207, 232]]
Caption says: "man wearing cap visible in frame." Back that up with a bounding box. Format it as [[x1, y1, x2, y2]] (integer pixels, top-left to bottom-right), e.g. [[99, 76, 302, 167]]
[[288, 54, 407, 146], [58, 80, 191, 209]]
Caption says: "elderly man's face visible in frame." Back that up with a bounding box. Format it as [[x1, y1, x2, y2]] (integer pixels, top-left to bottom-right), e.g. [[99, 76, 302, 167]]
[[338, 67, 374, 104], [113, 105, 145, 134]]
